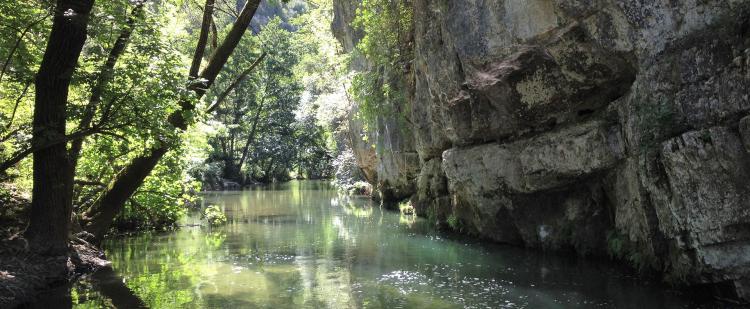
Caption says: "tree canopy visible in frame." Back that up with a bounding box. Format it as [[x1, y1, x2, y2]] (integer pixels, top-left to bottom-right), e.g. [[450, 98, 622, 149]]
[[0, 0, 345, 244]]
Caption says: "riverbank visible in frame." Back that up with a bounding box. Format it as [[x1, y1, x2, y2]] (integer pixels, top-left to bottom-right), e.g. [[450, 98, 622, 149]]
[[0, 184, 110, 307], [0, 236, 109, 308]]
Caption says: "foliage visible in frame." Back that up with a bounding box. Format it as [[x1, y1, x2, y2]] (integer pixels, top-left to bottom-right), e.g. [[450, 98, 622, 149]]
[[200, 16, 334, 186], [70, 1, 196, 233], [0, 0, 344, 235], [1, 0, 202, 233], [425, 204, 438, 226], [202, 205, 227, 226], [350, 181, 372, 195], [605, 230, 658, 274], [331, 149, 364, 191], [291, 0, 359, 187], [250, 0, 307, 33], [0, 0, 51, 186], [446, 214, 462, 232], [349, 0, 413, 130], [398, 200, 415, 215]]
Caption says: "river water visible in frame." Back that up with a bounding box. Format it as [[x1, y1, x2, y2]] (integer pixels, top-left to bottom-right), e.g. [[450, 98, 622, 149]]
[[64, 180, 703, 308]]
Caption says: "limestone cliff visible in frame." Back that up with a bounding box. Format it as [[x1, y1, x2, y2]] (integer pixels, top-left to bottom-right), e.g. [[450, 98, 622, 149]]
[[332, 0, 420, 203], [334, 0, 750, 301]]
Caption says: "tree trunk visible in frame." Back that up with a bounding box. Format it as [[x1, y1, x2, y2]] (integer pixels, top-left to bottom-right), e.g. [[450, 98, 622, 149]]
[[237, 96, 266, 171], [82, 0, 261, 239], [25, 0, 95, 255], [169, 0, 260, 131], [81, 145, 168, 238], [189, 0, 214, 78]]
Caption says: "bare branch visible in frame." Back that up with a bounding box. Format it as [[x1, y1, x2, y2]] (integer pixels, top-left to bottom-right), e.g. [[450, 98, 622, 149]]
[[4, 80, 32, 130], [214, 0, 239, 18]]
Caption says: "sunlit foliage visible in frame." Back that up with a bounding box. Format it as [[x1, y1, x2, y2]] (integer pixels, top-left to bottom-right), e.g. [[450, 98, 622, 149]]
[[349, 0, 413, 128]]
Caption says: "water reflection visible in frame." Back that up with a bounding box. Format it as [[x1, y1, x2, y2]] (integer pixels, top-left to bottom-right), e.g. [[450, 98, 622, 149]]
[[61, 181, 703, 308]]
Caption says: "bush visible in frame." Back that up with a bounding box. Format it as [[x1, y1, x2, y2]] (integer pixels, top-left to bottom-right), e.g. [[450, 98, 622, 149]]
[[398, 201, 415, 215], [202, 205, 227, 226], [446, 214, 462, 231]]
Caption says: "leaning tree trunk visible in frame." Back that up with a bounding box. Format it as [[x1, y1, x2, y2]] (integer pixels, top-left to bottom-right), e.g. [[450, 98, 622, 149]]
[[82, 0, 261, 240], [189, 0, 214, 78], [25, 0, 95, 255], [82, 145, 168, 238]]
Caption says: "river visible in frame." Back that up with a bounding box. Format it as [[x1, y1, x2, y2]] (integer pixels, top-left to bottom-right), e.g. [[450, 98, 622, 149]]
[[56, 180, 705, 308]]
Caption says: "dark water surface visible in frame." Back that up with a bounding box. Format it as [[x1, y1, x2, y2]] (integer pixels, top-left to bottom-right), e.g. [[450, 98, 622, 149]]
[[63, 181, 704, 308]]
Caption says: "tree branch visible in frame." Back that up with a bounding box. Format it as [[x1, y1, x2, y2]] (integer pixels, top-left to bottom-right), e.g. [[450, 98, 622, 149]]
[[74, 179, 106, 187], [206, 52, 266, 113], [69, 1, 145, 168], [0, 126, 110, 173], [0, 12, 51, 83], [169, 0, 261, 130], [4, 80, 32, 130], [189, 0, 215, 78]]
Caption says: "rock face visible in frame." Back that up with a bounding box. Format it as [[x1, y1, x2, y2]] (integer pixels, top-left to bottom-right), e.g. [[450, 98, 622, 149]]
[[332, 0, 420, 204], [334, 0, 750, 300]]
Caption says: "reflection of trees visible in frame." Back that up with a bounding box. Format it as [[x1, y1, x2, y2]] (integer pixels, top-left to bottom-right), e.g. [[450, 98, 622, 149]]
[[82, 267, 148, 309], [338, 194, 374, 218], [84, 181, 494, 308]]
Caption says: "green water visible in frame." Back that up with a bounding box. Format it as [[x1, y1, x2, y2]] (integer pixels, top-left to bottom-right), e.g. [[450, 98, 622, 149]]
[[66, 180, 698, 308]]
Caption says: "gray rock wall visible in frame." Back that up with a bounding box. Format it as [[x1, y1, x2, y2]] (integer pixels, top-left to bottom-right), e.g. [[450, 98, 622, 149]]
[[332, 0, 420, 204], [334, 0, 750, 300]]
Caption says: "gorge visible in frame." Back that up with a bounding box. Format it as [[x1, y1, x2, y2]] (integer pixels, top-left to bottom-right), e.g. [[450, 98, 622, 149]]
[[2, 0, 750, 306]]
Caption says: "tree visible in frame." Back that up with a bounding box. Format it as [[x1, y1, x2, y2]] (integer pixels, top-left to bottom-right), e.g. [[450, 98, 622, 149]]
[[64, 0, 190, 235], [25, 0, 95, 255], [201, 18, 333, 185], [81, 0, 263, 240], [350, 0, 413, 130], [68, 1, 145, 174]]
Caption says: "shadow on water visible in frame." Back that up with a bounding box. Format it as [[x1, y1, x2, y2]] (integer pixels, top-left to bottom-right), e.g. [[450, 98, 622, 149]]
[[21, 266, 146, 309], [24, 181, 732, 308]]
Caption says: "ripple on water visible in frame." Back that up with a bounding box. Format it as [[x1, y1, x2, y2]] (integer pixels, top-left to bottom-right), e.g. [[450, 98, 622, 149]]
[[362, 269, 527, 308]]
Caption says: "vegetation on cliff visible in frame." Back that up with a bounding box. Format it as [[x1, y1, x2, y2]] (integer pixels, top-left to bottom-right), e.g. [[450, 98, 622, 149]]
[[349, 0, 412, 130]]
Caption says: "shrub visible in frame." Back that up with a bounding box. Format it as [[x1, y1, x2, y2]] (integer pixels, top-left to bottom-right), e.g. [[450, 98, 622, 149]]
[[398, 200, 415, 215], [446, 214, 462, 231], [202, 205, 227, 226]]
